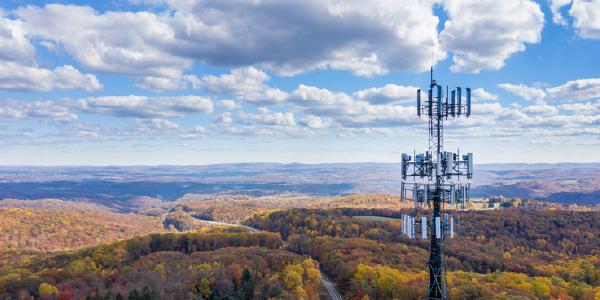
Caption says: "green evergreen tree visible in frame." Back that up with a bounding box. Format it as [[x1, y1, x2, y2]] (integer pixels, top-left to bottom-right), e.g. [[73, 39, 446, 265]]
[[208, 291, 217, 300], [240, 268, 256, 300], [140, 286, 159, 300], [268, 286, 282, 298], [128, 288, 141, 300], [105, 291, 115, 300]]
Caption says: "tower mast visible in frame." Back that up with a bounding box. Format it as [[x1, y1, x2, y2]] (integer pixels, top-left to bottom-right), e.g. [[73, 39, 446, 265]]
[[400, 72, 474, 300]]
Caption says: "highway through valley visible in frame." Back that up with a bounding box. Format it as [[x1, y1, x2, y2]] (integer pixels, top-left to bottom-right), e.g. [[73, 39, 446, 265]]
[[194, 218, 344, 299]]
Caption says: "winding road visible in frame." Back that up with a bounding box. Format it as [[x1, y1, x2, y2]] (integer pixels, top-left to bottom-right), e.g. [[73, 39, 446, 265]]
[[321, 274, 343, 300], [194, 219, 260, 233], [195, 218, 344, 299]]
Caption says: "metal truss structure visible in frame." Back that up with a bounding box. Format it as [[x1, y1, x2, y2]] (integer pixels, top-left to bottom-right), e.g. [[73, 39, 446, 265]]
[[399, 69, 474, 300]]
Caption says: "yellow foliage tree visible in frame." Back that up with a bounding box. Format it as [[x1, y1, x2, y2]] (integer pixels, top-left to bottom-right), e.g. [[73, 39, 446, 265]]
[[280, 270, 303, 290], [39, 283, 58, 295]]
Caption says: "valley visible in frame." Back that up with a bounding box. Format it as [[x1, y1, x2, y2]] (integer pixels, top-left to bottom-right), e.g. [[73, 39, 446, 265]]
[[1, 163, 600, 299]]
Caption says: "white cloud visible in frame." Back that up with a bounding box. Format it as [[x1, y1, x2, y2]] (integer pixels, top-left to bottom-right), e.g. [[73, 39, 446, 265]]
[[202, 67, 270, 95], [55, 122, 138, 136], [0, 13, 103, 93], [299, 115, 330, 129], [0, 14, 36, 64], [530, 138, 560, 145], [51, 130, 100, 137], [238, 84, 423, 128], [353, 84, 419, 105], [132, 76, 187, 93], [522, 105, 559, 116], [327, 53, 389, 77], [570, 0, 600, 39], [212, 112, 233, 124], [287, 85, 422, 127], [65, 95, 213, 119], [440, 0, 544, 73], [215, 100, 243, 110], [15, 2, 445, 78], [210, 122, 330, 139], [210, 109, 327, 139], [559, 100, 600, 114], [548, 0, 600, 39], [236, 108, 296, 126], [183, 75, 203, 90], [549, 0, 573, 26], [130, 118, 206, 138], [489, 137, 518, 143], [236, 88, 290, 107], [545, 78, 600, 101], [498, 83, 547, 100], [500, 79, 600, 102], [472, 88, 499, 101], [0, 62, 103, 93], [16, 4, 192, 78], [0, 98, 77, 123]]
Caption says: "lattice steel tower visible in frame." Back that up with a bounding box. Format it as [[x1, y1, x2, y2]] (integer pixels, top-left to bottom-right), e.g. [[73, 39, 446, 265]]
[[399, 68, 473, 300]]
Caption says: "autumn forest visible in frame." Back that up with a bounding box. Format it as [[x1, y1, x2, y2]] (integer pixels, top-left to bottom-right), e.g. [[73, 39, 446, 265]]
[[2, 173, 600, 300]]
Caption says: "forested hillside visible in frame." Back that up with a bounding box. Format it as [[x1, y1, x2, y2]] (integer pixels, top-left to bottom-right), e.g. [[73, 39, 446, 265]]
[[0, 228, 322, 300], [0, 208, 165, 251], [244, 208, 600, 300], [175, 193, 411, 224]]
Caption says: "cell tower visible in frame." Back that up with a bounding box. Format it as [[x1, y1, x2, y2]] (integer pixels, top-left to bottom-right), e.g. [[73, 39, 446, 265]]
[[399, 68, 473, 300]]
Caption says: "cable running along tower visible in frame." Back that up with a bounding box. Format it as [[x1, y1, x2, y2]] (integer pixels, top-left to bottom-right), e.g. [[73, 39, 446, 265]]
[[400, 68, 473, 300]]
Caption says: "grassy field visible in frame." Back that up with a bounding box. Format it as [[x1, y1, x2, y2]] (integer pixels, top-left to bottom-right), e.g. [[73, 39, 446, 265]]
[[354, 215, 397, 222]]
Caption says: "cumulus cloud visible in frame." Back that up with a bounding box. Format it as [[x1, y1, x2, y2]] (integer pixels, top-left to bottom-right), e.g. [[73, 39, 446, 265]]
[[545, 78, 600, 101], [489, 137, 518, 143], [440, 0, 544, 73], [50, 130, 99, 137], [353, 84, 419, 105], [210, 121, 330, 139], [472, 88, 499, 101], [65, 95, 213, 119], [530, 138, 560, 145], [299, 115, 330, 129], [550, 0, 600, 39], [549, 0, 573, 26], [212, 112, 233, 124], [500, 79, 600, 102], [6, 1, 553, 80], [0, 13, 103, 92], [15, 2, 445, 78], [130, 119, 206, 138], [236, 88, 290, 107], [236, 108, 296, 126], [215, 100, 243, 110], [559, 100, 600, 114], [466, 102, 599, 129], [0, 98, 77, 123], [570, 0, 600, 39], [202, 67, 270, 95], [522, 105, 559, 116], [0, 13, 36, 64], [210, 109, 327, 139], [498, 83, 546, 100], [132, 76, 187, 93], [238, 84, 424, 128], [0, 62, 103, 92], [55, 122, 138, 136], [16, 4, 192, 78]]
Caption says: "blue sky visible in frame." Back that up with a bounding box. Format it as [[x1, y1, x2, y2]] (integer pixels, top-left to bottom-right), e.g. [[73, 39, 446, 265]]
[[1, 0, 600, 165]]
